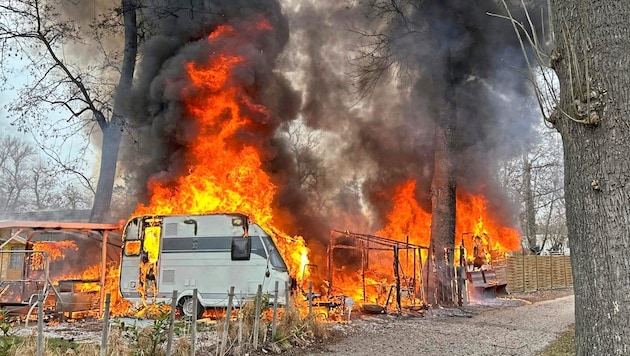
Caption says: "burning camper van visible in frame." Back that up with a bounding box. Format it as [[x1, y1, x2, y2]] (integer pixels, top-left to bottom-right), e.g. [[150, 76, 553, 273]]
[[119, 213, 290, 319]]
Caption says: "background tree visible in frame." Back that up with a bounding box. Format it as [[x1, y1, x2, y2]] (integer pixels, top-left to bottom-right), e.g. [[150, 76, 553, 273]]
[[0, 135, 35, 213], [0, 134, 90, 214], [499, 126, 565, 254], [0, 0, 139, 222], [547, 1, 630, 354]]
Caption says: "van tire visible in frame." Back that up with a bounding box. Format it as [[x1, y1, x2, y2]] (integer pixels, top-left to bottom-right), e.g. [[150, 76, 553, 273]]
[[177, 296, 204, 320]]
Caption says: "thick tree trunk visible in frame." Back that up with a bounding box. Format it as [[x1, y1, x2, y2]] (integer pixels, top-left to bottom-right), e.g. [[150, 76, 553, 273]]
[[91, 117, 124, 222], [90, 0, 137, 222], [425, 95, 457, 306], [549, 1, 630, 354]]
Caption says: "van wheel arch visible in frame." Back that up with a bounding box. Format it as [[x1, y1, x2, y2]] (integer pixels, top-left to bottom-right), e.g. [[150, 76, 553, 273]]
[[177, 295, 204, 320]]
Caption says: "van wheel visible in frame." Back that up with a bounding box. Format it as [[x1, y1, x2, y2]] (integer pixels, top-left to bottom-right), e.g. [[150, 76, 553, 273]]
[[177, 296, 204, 320]]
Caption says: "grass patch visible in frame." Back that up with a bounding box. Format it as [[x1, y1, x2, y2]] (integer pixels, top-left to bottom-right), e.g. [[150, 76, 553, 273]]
[[538, 324, 574, 356], [0, 335, 97, 356]]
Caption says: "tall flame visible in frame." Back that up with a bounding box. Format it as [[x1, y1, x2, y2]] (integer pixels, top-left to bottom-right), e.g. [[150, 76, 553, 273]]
[[376, 179, 521, 259], [134, 20, 309, 278], [330, 179, 521, 304]]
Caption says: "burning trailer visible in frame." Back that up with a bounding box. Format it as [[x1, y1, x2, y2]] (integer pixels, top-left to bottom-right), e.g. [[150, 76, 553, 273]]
[[0, 221, 121, 319], [119, 213, 291, 319]]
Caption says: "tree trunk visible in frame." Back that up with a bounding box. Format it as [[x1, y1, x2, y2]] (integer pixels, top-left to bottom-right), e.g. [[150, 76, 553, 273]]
[[91, 117, 124, 222], [425, 91, 457, 306], [549, 1, 630, 354], [523, 155, 537, 250], [90, 0, 137, 222]]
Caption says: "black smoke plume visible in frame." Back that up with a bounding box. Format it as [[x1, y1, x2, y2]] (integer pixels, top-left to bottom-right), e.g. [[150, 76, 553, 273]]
[[118, 0, 546, 262]]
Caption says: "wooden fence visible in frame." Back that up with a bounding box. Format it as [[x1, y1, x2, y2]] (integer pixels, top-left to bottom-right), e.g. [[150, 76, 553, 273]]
[[494, 255, 573, 293]]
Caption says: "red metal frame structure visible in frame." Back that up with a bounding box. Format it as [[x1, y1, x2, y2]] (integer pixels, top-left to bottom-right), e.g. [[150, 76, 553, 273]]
[[0, 221, 121, 316]]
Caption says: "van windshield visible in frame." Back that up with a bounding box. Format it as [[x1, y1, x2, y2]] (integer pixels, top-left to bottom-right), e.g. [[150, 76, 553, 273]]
[[261, 236, 288, 271]]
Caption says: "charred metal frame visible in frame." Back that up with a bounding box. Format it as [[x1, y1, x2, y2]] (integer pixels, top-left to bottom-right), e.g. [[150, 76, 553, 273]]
[[328, 230, 429, 313], [0, 221, 120, 316]]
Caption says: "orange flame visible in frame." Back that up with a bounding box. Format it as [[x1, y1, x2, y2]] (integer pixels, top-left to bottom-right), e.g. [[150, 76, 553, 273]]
[[455, 193, 521, 263], [30, 241, 78, 270], [134, 22, 309, 280], [330, 179, 521, 304]]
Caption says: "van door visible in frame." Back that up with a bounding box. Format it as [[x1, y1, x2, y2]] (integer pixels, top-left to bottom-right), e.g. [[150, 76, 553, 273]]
[[119, 216, 163, 303]]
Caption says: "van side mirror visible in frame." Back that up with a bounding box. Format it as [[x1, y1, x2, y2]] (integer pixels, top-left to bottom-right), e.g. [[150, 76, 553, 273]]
[[231, 237, 251, 261]]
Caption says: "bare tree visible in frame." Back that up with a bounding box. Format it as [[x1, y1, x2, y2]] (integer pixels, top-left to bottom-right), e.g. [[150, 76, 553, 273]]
[[499, 126, 565, 253], [0, 0, 139, 222], [286, 121, 325, 191], [0, 135, 35, 213], [0, 134, 89, 214]]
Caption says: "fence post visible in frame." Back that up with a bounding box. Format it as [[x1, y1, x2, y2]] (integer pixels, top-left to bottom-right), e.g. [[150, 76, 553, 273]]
[[37, 291, 44, 356], [253, 284, 263, 350], [166, 290, 178, 356], [191, 288, 197, 356], [237, 311, 243, 355], [272, 281, 279, 338], [220, 286, 235, 355], [100, 293, 111, 356]]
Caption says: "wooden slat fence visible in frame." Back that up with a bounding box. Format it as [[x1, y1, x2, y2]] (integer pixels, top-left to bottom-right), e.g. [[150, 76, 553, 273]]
[[498, 255, 573, 293]]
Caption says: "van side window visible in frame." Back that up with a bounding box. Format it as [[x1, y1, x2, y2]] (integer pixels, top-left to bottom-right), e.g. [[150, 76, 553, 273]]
[[124, 240, 141, 256], [123, 218, 142, 256], [261, 236, 288, 271]]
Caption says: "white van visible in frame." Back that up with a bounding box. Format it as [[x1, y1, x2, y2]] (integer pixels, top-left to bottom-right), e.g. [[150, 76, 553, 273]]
[[119, 213, 290, 318]]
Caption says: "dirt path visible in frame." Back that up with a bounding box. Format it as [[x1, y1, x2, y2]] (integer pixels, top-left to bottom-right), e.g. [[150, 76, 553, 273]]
[[309, 294, 575, 356]]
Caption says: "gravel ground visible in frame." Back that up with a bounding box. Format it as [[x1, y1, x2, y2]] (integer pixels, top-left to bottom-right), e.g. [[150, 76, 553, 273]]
[[306, 290, 575, 356], [10, 289, 574, 356]]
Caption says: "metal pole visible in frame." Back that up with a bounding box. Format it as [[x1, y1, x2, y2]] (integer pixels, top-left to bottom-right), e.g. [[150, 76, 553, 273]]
[[220, 286, 235, 355], [100, 293, 111, 356], [418, 248, 426, 303], [413, 248, 417, 299], [272, 281, 279, 338], [191, 288, 197, 356], [37, 291, 44, 356], [253, 285, 262, 350], [406, 235, 409, 274], [100, 230, 109, 317], [166, 290, 177, 356], [361, 242, 366, 303], [327, 232, 333, 292], [308, 281, 313, 316], [44, 252, 49, 294], [393, 245, 401, 314], [366, 235, 370, 268]]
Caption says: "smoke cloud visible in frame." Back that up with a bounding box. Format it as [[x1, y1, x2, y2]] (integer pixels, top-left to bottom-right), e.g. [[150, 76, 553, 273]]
[[116, 0, 546, 260]]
